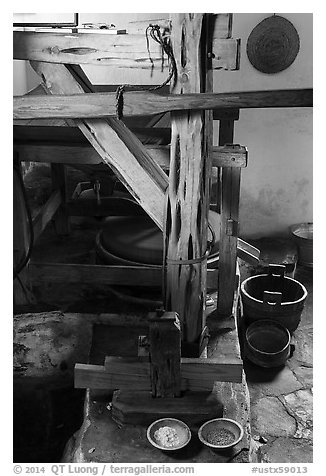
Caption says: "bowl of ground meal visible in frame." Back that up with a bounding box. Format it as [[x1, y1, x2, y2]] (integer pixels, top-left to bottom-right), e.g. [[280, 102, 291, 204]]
[[198, 418, 244, 451], [147, 418, 192, 451]]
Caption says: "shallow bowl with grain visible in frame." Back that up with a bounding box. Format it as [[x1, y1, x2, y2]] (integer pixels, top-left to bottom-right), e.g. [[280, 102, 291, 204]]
[[147, 418, 191, 451], [198, 418, 244, 451]]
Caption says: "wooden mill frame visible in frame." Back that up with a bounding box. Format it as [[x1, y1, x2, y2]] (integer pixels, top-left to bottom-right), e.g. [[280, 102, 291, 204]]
[[13, 13, 312, 378]]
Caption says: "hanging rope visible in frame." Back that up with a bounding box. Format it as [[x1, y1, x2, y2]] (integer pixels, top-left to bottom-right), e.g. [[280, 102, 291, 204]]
[[115, 24, 177, 120], [145, 23, 177, 91]]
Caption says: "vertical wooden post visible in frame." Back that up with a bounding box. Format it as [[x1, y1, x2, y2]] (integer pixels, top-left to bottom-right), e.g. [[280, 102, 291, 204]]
[[51, 163, 70, 235], [163, 14, 214, 352], [149, 312, 181, 397], [218, 119, 241, 315], [13, 153, 34, 307]]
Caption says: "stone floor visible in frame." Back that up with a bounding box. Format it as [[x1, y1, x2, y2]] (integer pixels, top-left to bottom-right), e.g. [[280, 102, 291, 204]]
[[243, 265, 313, 463]]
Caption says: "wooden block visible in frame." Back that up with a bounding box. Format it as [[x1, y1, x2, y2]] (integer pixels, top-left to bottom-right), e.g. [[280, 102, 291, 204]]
[[149, 312, 181, 397], [213, 145, 247, 168], [111, 390, 223, 427], [213, 13, 233, 39], [212, 38, 240, 70]]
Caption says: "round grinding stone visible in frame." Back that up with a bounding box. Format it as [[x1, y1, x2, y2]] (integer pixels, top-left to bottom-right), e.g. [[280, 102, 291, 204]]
[[100, 215, 163, 265], [98, 210, 220, 266]]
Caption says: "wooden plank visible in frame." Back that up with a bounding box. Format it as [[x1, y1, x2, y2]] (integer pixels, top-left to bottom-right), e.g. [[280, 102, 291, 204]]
[[32, 190, 62, 242], [15, 144, 103, 165], [29, 262, 219, 289], [13, 88, 313, 120], [74, 363, 151, 391], [75, 355, 242, 390], [213, 145, 247, 167], [14, 30, 239, 71], [218, 119, 241, 316], [111, 390, 223, 427], [149, 312, 181, 397], [181, 357, 243, 386], [30, 62, 169, 229]]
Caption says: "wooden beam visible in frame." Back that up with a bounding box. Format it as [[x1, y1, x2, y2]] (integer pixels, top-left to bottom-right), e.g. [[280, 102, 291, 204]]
[[13, 88, 313, 120], [30, 61, 168, 228], [14, 142, 247, 168], [29, 262, 219, 289], [32, 190, 62, 242], [74, 354, 243, 390], [13, 30, 239, 71]]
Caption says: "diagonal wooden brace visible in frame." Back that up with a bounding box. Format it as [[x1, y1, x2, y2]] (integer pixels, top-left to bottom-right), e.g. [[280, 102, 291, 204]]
[[30, 61, 168, 228]]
